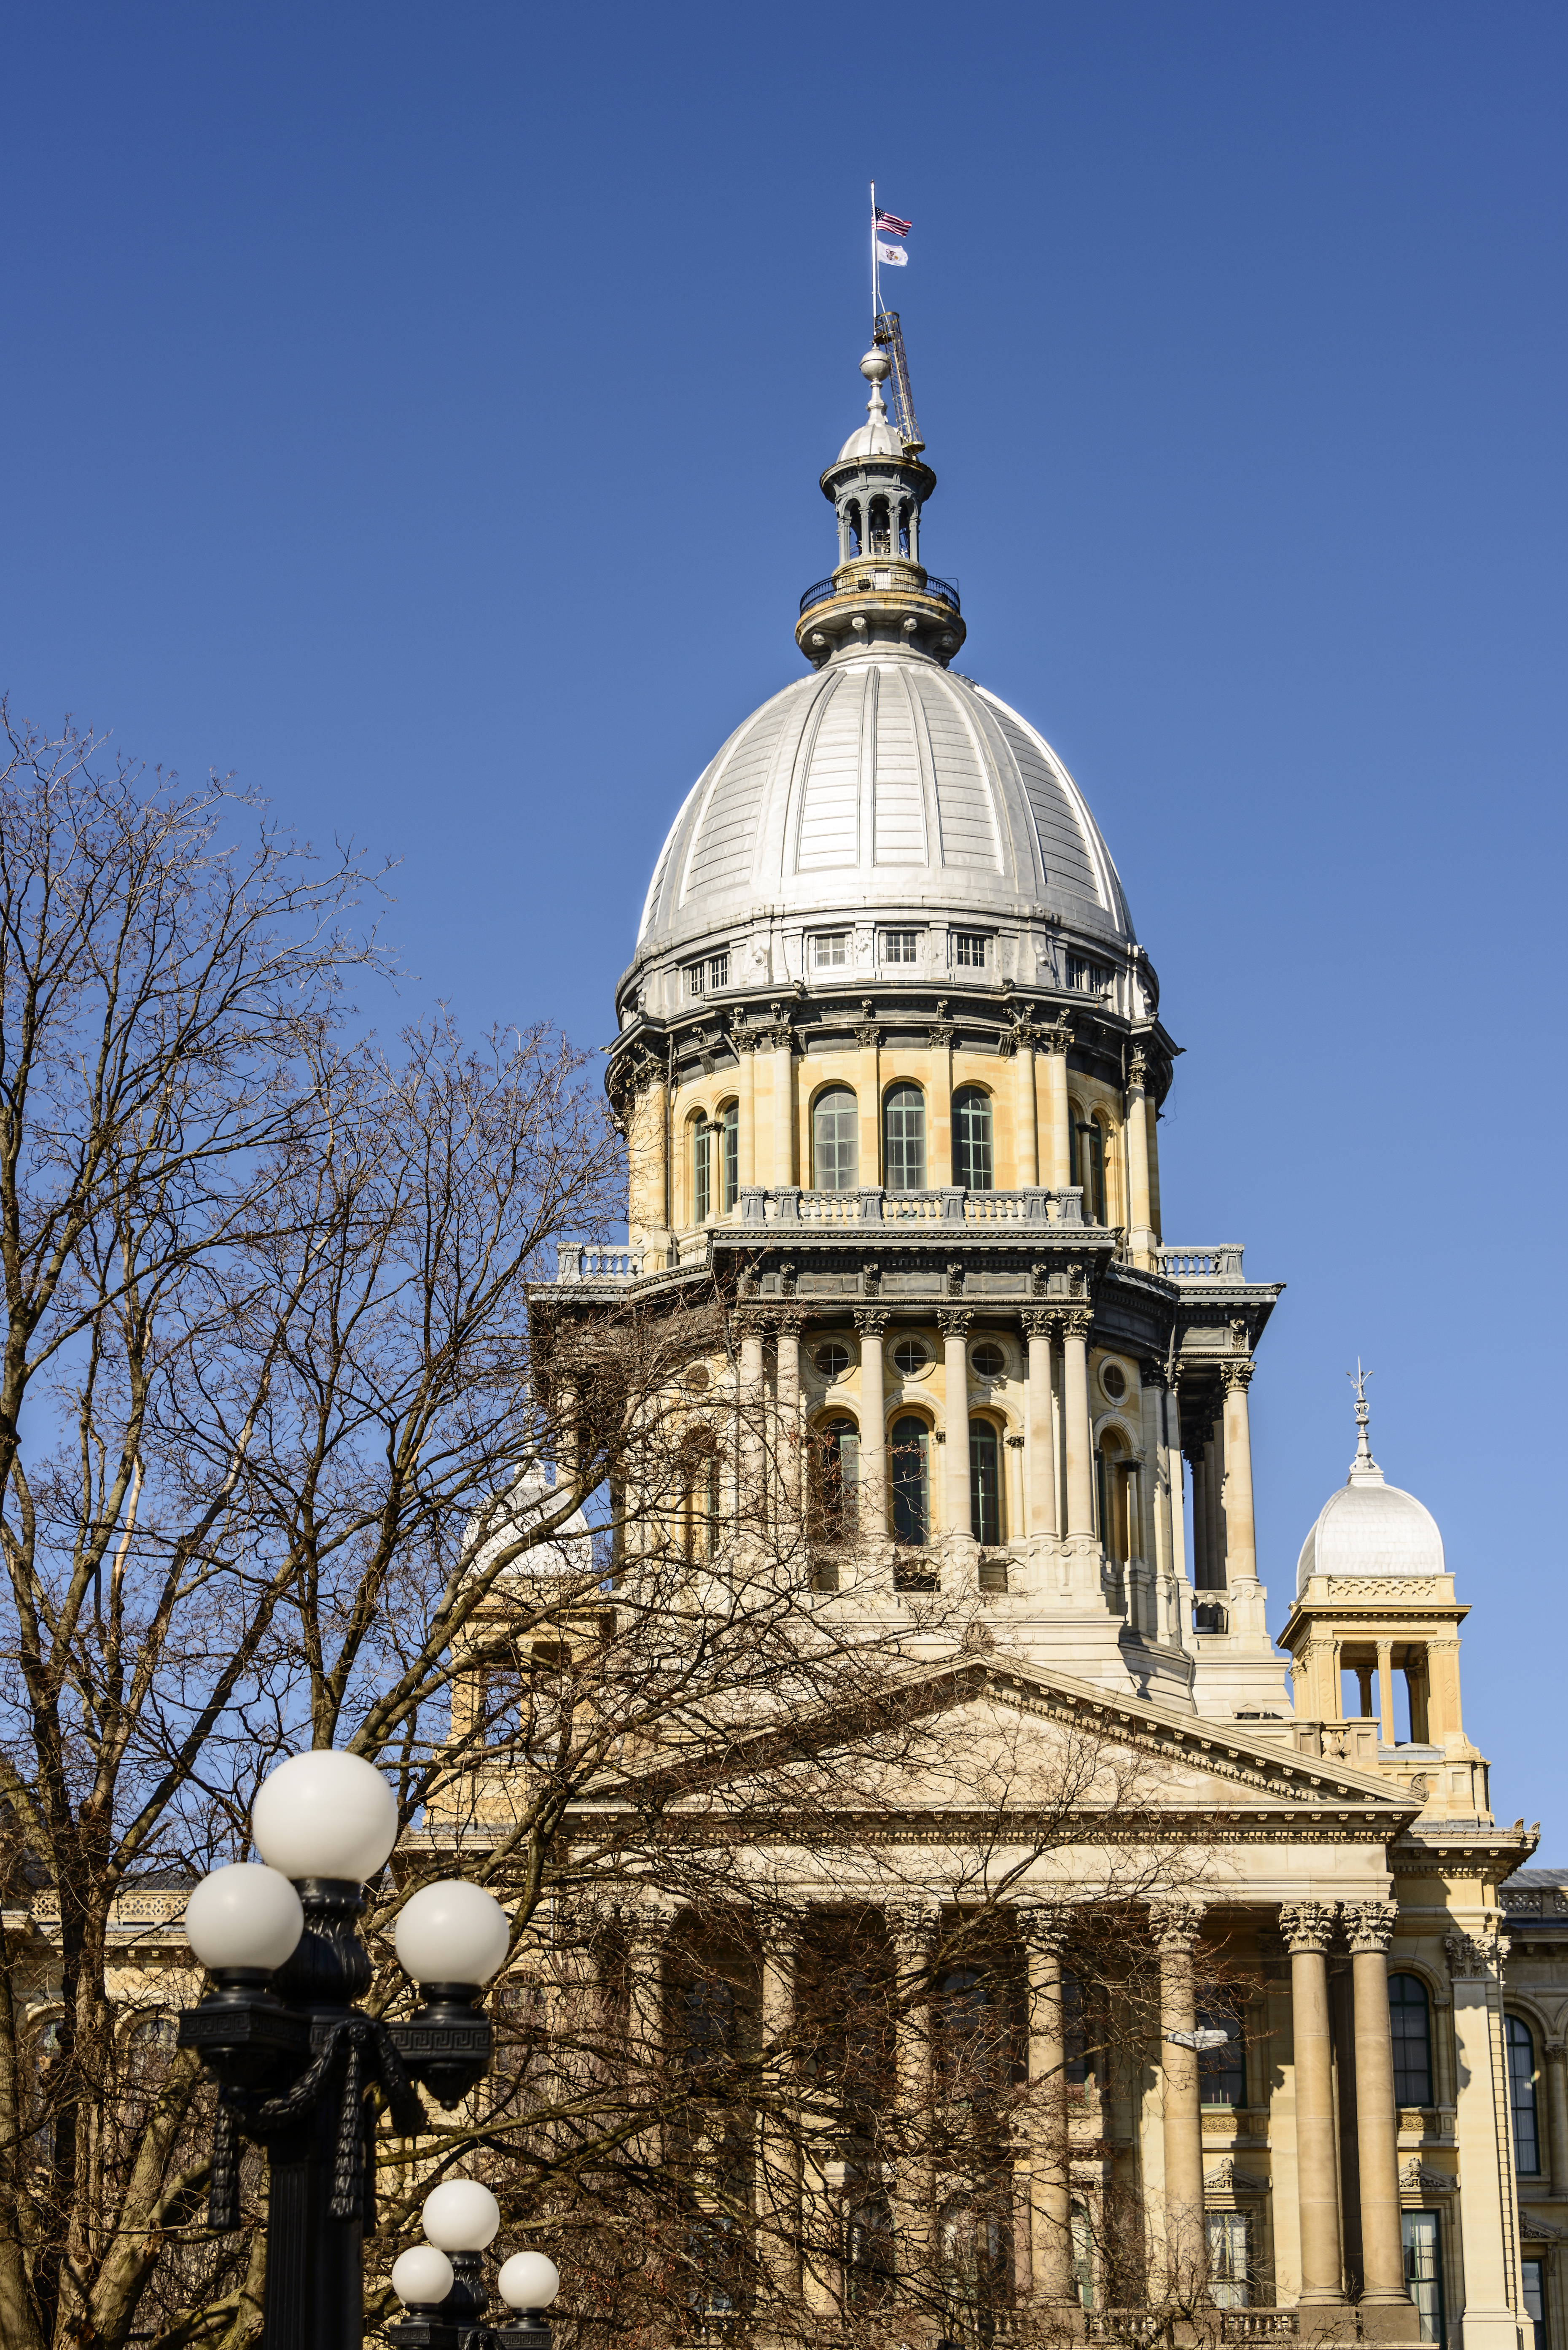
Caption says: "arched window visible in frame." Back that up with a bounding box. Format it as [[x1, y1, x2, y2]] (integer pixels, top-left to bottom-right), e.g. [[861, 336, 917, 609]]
[[813, 1416, 860, 1540], [844, 2182, 894, 2306], [691, 1115, 713, 1222], [1389, 1975, 1433, 2105], [1508, 2016, 1541, 2173], [897, 501, 911, 557], [846, 500, 863, 557], [883, 1084, 925, 1192], [969, 1419, 1002, 1545], [891, 1415, 930, 1545], [868, 495, 891, 555], [1095, 1435, 1129, 1563], [1070, 1115, 1106, 1222], [813, 1087, 858, 1191], [719, 1101, 739, 1212], [953, 1085, 994, 1191], [938, 2191, 1012, 2312], [1062, 1970, 1090, 2086]]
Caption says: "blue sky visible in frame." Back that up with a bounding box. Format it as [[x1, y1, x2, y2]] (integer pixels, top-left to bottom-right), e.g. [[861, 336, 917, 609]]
[[4, 3, 1564, 1849]]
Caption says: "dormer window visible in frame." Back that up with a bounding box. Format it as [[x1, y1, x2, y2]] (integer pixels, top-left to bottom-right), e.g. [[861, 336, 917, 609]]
[[1066, 954, 1111, 993], [952, 931, 989, 969], [811, 933, 848, 971], [684, 952, 730, 999]]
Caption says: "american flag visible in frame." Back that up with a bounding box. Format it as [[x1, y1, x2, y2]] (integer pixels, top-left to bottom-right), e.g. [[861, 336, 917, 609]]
[[875, 208, 912, 238]]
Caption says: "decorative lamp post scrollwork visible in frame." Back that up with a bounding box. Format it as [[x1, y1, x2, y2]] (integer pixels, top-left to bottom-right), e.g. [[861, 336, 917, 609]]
[[176, 1749, 511, 2350]]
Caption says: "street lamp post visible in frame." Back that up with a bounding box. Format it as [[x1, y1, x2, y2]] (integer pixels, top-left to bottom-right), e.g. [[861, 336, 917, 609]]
[[177, 1750, 512, 2350], [389, 2184, 561, 2350]]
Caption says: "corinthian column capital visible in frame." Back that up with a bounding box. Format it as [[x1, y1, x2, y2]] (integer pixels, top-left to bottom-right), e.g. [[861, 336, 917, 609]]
[[1280, 1900, 1339, 1954], [1343, 1900, 1399, 1955], [1149, 1898, 1205, 1954], [1220, 1358, 1255, 1394], [1016, 1906, 1070, 1954]]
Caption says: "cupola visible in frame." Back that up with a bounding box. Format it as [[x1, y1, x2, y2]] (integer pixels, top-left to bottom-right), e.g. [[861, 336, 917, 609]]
[[795, 347, 967, 670]]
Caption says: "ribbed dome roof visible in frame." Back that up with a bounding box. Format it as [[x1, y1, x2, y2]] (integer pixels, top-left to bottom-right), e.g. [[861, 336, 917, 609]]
[[635, 657, 1132, 958], [1295, 1454, 1445, 1593]]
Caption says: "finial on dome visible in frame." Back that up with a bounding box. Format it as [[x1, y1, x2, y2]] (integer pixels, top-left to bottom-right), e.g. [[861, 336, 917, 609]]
[[1346, 1359, 1382, 1483], [860, 348, 892, 385], [859, 348, 892, 430]]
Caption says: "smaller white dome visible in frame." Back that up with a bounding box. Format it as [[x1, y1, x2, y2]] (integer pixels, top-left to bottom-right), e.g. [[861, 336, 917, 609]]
[[1296, 1446, 1445, 1594], [463, 1467, 594, 1581]]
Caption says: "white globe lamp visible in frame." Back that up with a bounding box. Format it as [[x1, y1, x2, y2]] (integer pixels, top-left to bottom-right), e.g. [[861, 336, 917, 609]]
[[499, 2251, 560, 2312], [421, 2178, 501, 2252], [391, 2245, 455, 2309], [184, 1864, 304, 1974], [250, 1749, 399, 1883], [395, 1880, 510, 1987]]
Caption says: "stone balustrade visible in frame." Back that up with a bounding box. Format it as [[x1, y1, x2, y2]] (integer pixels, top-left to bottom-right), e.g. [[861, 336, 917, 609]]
[[1156, 1243, 1246, 1281]]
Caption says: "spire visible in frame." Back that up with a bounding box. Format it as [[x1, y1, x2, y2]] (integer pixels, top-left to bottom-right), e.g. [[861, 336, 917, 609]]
[[1346, 1359, 1383, 1485]]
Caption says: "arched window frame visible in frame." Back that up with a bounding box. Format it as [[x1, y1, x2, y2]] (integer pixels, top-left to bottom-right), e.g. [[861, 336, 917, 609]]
[[812, 1084, 859, 1192], [968, 1412, 1005, 1546], [810, 1412, 861, 1542], [890, 1411, 932, 1548], [882, 1080, 927, 1193], [686, 1105, 713, 1225], [952, 1084, 995, 1192], [1508, 2014, 1541, 2174], [1388, 1973, 1434, 2107], [716, 1098, 739, 1214]]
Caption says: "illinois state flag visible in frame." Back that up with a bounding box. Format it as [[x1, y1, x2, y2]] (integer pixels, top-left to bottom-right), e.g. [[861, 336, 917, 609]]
[[876, 237, 908, 267]]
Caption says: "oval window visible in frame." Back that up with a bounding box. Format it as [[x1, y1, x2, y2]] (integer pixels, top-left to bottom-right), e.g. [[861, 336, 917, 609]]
[[815, 1341, 851, 1380], [971, 1341, 1005, 1379], [1101, 1361, 1127, 1401], [892, 1337, 929, 1378]]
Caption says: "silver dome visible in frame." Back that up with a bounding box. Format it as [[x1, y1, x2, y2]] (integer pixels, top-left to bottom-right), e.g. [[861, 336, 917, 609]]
[[1295, 1457, 1445, 1593], [634, 656, 1133, 962]]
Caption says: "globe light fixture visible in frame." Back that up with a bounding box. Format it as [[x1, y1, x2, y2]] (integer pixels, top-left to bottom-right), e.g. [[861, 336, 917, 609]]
[[391, 2246, 455, 2309], [421, 2177, 501, 2252], [250, 1747, 399, 1882], [499, 2252, 561, 2312], [183, 1863, 304, 1974], [395, 1879, 510, 1986]]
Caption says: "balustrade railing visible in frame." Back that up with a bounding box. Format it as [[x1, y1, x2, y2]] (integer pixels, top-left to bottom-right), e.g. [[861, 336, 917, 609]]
[[556, 1243, 649, 1282], [1156, 1243, 1245, 1281]]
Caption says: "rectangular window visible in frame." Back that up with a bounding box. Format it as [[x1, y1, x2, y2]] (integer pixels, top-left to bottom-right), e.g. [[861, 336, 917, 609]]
[[1523, 2258, 1545, 2350], [882, 929, 919, 964], [1066, 953, 1112, 993], [812, 932, 848, 969], [721, 1107, 738, 1211], [685, 961, 706, 998], [952, 931, 988, 968], [1198, 2010, 1247, 2107], [707, 951, 729, 990], [694, 1124, 712, 1222], [684, 953, 729, 996], [1403, 2212, 1445, 2347], [1205, 2213, 1251, 2309]]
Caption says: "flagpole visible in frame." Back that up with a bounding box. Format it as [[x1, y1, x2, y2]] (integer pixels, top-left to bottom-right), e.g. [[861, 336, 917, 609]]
[[870, 180, 879, 328]]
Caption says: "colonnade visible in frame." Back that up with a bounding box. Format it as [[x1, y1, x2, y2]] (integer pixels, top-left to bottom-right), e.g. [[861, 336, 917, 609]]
[[606, 1890, 1415, 2321], [1183, 1361, 1258, 1596]]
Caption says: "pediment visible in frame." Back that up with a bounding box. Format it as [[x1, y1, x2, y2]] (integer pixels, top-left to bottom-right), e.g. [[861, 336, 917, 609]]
[[578, 1649, 1417, 1841]]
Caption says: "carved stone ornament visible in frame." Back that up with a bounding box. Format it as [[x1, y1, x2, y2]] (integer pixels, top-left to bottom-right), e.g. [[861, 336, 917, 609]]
[[1149, 1898, 1205, 1953], [884, 1898, 941, 1952], [1127, 1048, 1148, 1093], [1204, 2160, 1269, 2197], [928, 1021, 955, 1049], [1399, 2159, 1457, 2196], [732, 1018, 766, 1055], [1279, 1902, 1339, 1955], [1220, 1359, 1256, 1394], [1022, 1308, 1058, 1341], [1343, 1900, 1399, 1955], [1443, 1927, 1510, 1980], [1061, 1306, 1094, 1343], [854, 1308, 891, 1338], [1140, 1357, 1167, 1392], [1015, 1908, 1068, 1954], [938, 1308, 973, 1339], [1038, 1023, 1072, 1057], [945, 1261, 966, 1298]]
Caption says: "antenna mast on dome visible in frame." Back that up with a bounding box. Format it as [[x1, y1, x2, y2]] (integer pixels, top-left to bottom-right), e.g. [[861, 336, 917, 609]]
[[872, 309, 924, 456]]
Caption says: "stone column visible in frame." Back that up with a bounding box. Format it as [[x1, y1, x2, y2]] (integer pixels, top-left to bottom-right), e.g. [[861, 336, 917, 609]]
[[1204, 1418, 1225, 1586], [623, 1898, 670, 2170], [1343, 1901, 1414, 2314], [735, 1031, 758, 1190], [770, 1017, 795, 1187], [855, 1308, 888, 1541], [775, 1310, 804, 1540], [940, 1309, 973, 1540], [1019, 1911, 1072, 2303], [888, 1899, 940, 2300], [1545, 2037, 1568, 2199], [1219, 1360, 1258, 1585], [1060, 1308, 1095, 1540], [1165, 1381, 1190, 1600], [1152, 1900, 1206, 2281], [1280, 1901, 1345, 2306], [1444, 1928, 1527, 2350], [1125, 1047, 1154, 1266], [758, 1914, 804, 2302], [1041, 1028, 1072, 1193], [738, 1318, 767, 1538], [1016, 1033, 1039, 1186], [1141, 1364, 1178, 1641], [1376, 1639, 1396, 1749], [1025, 1312, 1060, 1540]]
